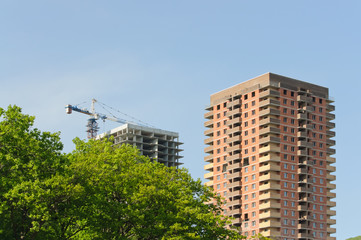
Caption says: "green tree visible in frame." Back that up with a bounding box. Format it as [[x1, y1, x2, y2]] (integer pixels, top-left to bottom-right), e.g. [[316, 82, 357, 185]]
[[1, 105, 247, 239], [69, 137, 241, 239], [0, 106, 87, 239]]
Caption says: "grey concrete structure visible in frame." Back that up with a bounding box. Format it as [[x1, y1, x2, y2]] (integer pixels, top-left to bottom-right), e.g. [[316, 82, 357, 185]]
[[98, 123, 183, 167]]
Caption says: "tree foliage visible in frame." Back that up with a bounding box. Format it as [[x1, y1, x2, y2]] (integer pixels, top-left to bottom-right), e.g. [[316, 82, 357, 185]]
[[1, 105, 256, 239]]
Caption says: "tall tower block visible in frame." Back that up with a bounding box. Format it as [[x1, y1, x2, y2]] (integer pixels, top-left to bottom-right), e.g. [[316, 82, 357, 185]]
[[204, 73, 336, 239]]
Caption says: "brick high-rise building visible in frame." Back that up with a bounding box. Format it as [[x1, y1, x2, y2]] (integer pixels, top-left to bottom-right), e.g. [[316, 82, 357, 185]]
[[204, 73, 336, 240]]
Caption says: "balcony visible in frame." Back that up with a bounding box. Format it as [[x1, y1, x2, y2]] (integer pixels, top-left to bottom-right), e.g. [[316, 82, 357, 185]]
[[259, 136, 281, 145], [327, 218, 336, 225], [259, 117, 280, 126], [326, 156, 336, 163], [259, 172, 281, 182], [259, 209, 281, 219], [298, 186, 312, 193], [228, 199, 242, 208], [204, 128, 213, 137], [231, 217, 242, 225], [327, 165, 336, 172], [327, 192, 336, 199], [298, 223, 310, 229], [297, 113, 308, 120], [228, 171, 241, 180], [204, 119, 213, 128], [259, 154, 281, 163], [327, 201, 336, 207], [261, 229, 280, 238], [298, 232, 312, 239], [302, 106, 313, 112], [297, 95, 312, 103], [327, 183, 336, 189], [204, 172, 213, 180], [228, 180, 241, 188], [204, 163, 213, 171], [204, 180, 213, 187], [228, 153, 242, 162], [259, 98, 280, 108], [227, 108, 241, 117], [297, 131, 308, 138], [297, 149, 308, 156], [204, 155, 213, 163], [327, 227, 336, 234], [228, 189, 242, 198], [297, 167, 308, 175], [228, 162, 242, 171], [228, 208, 241, 216], [259, 144, 280, 154], [259, 191, 280, 200], [259, 108, 280, 117], [259, 89, 280, 98], [327, 139, 336, 146], [259, 126, 280, 135], [327, 130, 336, 137], [227, 116, 242, 126], [204, 137, 213, 145], [259, 219, 281, 228], [227, 126, 242, 135], [297, 140, 312, 148], [327, 237, 336, 240], [327, 210, 336, 216], [327, 148, 336, 155], [204, 111, 213, 119], [259, 182, 281, 191], [299, 196, 313, 202], [229, 99, 242, 108], [326, 112, 335, 120], [327, 174, 336, 181], [204, 146, 213, 154], [327, 104, 335, 112], [298, 204, 309, 211], [259, 163, 280, 172], [227, 135, 242, 144], [228, 144, 241, 153], [327, 121, 336, 129]]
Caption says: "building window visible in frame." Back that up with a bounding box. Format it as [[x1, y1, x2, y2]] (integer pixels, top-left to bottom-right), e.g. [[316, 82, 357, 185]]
[[252, 91, 255, 97], [217, 184, 220, 189], [244, 103, 248, 109], [217, 175, 220, 180], [252, 184, 256, 189], [244, 204, 248, 209], [252, 202, 256, 208], [245, 195, 248, 200], [252, 193, 256, 198], [252, 174, 256, 180], [252, 100, 256, 106], [245, 176, 249, 182], [252, 110, 256, 115]]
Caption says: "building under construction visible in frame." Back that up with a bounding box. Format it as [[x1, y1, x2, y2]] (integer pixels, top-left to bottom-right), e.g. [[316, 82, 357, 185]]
[[97, 123, 183, 167]]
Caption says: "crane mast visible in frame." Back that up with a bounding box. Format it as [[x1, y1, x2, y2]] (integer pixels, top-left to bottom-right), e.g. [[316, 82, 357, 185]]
[[66, 99, 127, 139]]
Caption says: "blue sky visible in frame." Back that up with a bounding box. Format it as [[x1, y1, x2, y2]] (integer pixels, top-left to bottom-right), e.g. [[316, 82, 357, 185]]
[[1, 1, 360, 239]]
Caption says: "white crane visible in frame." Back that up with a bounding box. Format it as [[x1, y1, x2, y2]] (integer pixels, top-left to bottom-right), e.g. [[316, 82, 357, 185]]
[[66, 99, 129, 139]]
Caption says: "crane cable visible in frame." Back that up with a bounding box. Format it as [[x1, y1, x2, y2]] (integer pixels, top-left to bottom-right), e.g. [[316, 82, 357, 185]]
[[97, 101, 155, 128]]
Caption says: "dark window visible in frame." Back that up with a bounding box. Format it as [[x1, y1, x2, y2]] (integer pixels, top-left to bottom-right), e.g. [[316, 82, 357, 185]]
[[217, 105, 220, 110], [243, 157, 249, 166], [244, 94, 248, 100], [291, 91, 294, 97], [252, 92, 255, 97], [283, 90, 287, 95]]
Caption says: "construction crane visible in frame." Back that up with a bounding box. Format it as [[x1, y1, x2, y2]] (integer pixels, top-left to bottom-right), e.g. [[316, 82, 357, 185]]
[[66, 99, 128, 139]]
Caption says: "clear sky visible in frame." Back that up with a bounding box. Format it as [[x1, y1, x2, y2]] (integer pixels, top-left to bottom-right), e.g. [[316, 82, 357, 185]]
[[1, 1, 360, 239]]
